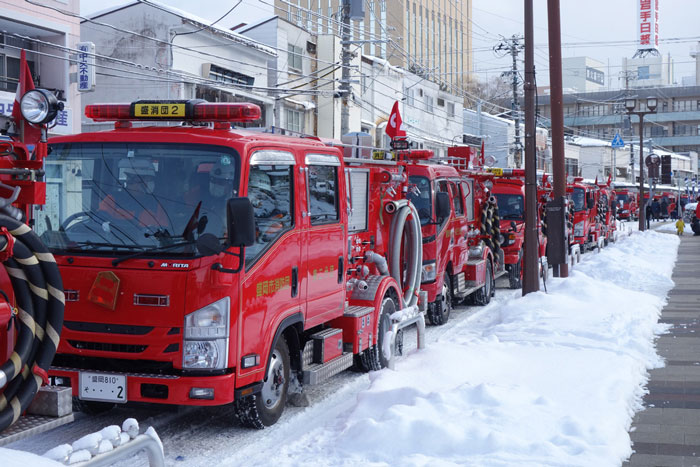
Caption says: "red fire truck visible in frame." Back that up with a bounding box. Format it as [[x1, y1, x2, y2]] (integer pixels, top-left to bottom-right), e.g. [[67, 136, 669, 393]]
[[613, 183, 638, 221], [41, 99, 426, 428], [568, 178, 604, 252], [489, 169, 548, 289], [402, 149, 499, 325]]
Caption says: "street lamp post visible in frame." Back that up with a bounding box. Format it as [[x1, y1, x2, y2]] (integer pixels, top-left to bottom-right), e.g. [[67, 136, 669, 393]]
[[625, 96, 657, 231]]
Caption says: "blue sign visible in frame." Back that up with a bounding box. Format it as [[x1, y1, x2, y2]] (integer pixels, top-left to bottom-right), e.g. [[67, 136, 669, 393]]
[[611, 133, 625, 148]]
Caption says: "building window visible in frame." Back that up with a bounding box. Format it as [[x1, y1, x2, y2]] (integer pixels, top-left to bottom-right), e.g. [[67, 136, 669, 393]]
[[288, 44, 303, 73], [437, 97, 445, 107], [425, 95, 433, 113], [637, 66, 650, 80], [286, 108, 302, 133], [407, 88, 415, 107], [208, 63, 254, 86], [447, 102, 455, 117]]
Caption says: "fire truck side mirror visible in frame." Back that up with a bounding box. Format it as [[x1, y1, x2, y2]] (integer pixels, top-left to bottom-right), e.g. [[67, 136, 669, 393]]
[[227, 197, 255, 247], [435, 192, 451, 220]]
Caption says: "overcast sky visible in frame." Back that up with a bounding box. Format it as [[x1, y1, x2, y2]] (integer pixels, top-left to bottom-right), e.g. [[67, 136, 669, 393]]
[[80, 0, 700, 89]]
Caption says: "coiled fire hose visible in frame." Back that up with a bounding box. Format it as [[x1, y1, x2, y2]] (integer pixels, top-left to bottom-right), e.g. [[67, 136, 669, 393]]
[[0, 215, 64, 431], [481, 198, 501, 255]]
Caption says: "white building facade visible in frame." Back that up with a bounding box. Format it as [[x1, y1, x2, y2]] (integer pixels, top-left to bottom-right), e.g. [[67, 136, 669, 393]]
[[81, 0, 276, 131], [0, 0, 81, 136]]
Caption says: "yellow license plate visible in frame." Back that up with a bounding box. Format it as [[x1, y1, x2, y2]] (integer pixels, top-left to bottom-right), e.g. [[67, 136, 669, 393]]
[[133, 103, 187, 118], [488, 168, 503, 176]]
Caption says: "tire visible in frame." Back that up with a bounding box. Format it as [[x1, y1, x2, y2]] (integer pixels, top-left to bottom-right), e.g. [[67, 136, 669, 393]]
[[473, 260, 493, 306], [73, 398, 115, 415], [508, 259, 522, 289], [236, 338, 290, 428], [428, 273, 452, 325], [354, 296, 402, 371]]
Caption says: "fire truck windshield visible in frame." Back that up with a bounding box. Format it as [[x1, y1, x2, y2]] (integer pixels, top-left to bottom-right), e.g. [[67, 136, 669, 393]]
[[407, 175, 432, 225], [494, 193, 524, 220], [36, 142, 240, 256], [616, 194, 629, 203], [572, 187, 586, 211]]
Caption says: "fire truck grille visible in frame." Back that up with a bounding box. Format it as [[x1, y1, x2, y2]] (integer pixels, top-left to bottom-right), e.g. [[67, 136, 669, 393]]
[[52, 354, 177, 375], [63, 321, 154, 335], [67, 340, 147, 353]]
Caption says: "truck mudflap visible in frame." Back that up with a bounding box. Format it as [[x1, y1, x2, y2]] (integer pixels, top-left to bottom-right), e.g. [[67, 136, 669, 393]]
[[50, 366, 236, 406]]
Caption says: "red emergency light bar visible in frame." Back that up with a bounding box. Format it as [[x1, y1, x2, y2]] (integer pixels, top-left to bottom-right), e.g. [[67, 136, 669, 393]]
[[447, 146, 472, 159], [406, 149, 433, 160], [85, 100, 261, 123]]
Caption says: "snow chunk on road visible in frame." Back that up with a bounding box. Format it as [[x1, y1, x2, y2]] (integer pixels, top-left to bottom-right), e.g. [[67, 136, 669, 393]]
[[246, 230, 677, 466]]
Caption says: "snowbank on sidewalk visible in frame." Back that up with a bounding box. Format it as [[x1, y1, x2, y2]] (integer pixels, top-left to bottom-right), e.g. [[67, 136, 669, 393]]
[[244, 230, 678, 466]]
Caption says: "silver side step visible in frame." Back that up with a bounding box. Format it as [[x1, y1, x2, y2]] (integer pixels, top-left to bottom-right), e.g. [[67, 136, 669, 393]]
[[302, 352, 354, 385]]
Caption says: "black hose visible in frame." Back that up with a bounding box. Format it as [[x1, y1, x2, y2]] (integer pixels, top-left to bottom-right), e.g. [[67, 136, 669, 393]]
[[0, 215, 64, 431]]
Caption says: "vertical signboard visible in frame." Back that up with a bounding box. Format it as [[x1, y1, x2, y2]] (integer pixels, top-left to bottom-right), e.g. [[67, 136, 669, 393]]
[[76, 41, 96, 92], [637, 0, 659, 52]]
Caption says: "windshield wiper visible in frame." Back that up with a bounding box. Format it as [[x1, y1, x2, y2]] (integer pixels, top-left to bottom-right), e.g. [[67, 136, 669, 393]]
[[112, 240, 196, 267], [65, 241, 146, 251]]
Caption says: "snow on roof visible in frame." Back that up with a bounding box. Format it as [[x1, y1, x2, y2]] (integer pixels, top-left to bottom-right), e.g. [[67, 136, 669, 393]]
[[567, 135, 611, 147], [87, 0, 276, 57], [237, 15, 279, 34], [362, 54, 405, 76]]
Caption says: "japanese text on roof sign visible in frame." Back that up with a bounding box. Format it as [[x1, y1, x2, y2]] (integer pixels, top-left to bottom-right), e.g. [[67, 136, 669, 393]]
[[637, 0, 659, 50]]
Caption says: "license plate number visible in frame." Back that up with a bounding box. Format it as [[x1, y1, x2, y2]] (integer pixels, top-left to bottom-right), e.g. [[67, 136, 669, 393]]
[[79, 372, 127, 403]]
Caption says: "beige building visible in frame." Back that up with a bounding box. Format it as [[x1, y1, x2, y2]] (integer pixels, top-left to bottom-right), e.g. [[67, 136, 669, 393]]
[[273, 0, 472, 92]]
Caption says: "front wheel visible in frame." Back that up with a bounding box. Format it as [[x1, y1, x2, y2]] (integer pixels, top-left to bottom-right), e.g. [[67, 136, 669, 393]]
[[235, 338, 290, 429], [428, 274, 452, 325], [354, 296, 401, 371], [508, 259, 522, 289], [473, 260, 493, 306]]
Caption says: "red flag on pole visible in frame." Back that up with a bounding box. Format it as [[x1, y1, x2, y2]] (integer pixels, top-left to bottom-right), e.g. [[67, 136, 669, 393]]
[[11, 49, 41, 146], [385, 101, 406, 139]]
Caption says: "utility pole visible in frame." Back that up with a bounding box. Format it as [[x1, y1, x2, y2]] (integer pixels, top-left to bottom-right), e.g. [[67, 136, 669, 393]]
[[495, 35, 524, 167], [546, 0, 568, 278], [339, 0, 352, 136], [523, 0, 538, 295]]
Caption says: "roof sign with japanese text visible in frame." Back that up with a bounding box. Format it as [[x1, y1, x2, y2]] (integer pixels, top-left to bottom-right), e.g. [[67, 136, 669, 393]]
[[637, 0, 659, 53], [77, 42, 96, 92]]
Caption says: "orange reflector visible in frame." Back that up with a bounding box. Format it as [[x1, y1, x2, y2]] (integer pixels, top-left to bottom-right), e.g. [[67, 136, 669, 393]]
[[88, 271, 120, 310]]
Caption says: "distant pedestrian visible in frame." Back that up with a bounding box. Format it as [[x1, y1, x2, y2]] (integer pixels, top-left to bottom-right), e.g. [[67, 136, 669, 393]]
[[652, 199, 661, 221], [645, 204, 652, 230], [660, 198, 669, 219], [670, 201, 677, 220], [676, 218, 685, 236]]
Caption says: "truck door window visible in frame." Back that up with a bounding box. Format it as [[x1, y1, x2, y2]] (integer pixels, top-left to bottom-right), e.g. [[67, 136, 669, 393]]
[[450, 181, 464, 216], [305, 154, 340, 225], [245, 158, 294, 265], [462, 180, 474, 221], [437, 180, 450, 229]]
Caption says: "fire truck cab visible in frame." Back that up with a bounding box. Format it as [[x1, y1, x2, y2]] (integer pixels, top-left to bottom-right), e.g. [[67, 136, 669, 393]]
[[45, 100, 424, 428], [569, 178, 603, 252], [403, 149, 495, 325], [614, 186, 639, 221]]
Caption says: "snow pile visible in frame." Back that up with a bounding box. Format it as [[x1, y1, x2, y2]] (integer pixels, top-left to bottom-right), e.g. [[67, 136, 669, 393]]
[[240, 230, 677, 467]]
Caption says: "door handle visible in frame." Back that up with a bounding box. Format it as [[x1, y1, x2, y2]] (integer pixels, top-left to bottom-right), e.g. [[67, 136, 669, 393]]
[[291, 266, 298, 298], [338, 256, 344, 284]]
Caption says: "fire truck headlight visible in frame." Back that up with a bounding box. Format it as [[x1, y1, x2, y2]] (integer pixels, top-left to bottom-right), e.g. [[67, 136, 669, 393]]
[[421, 260, 437, 283], [183, 340, 224, 369], [20, 89, 62, 124], [183, 297, 230, 369], [574, 221, 584, 237]]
